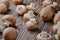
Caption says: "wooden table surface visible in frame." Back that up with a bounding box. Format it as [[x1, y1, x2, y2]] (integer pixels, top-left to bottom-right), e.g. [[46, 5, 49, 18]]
[[0, 0, 60, 40]]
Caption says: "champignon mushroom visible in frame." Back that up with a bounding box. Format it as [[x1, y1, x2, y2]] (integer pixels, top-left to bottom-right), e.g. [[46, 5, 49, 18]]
[[0, 3, 7, 13], [26, 18, 38, 30], [42, 0, 52, 7], [0, 0, 10, 8], [23, 11, 36, 22], [2, 15, 16, 27], [3, 27, 19, 40], [12, 0, 22, 5], [36, 31, 52, 40], [54, 11, 60, 24], [26, 3, 39, 13], [16, 5, 28, 15]]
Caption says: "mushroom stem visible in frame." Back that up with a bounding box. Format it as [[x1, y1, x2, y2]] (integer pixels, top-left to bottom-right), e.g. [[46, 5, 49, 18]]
[[4, 21, 12, 27]]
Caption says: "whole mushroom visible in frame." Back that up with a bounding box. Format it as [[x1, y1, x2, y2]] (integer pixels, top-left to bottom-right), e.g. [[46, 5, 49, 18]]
[[23, 11, 36, 22], [42, 0, 52, 7], [40, 2, 57, 21], [3, 27, 19, 40], [26, 18, 38, 30], [2, 15, 16, 27], [12, 0, 22, 5], [36, 31, 52, 40], [0, 0, 10, 8], [0, 3, 7, 13], [26, 3, 39, 13], [16, 5, 28, 15], [54, 11, 60, 24]]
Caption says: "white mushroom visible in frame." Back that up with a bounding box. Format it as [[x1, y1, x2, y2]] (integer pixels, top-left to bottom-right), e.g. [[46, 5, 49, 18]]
[[0, 3, 7, 13], [36, 31, 52, 40], [2, 15, 16, 27], [16, 5, 28, 15], [26, 18, 38, 30], [26, 3, 39, 13], [23, 11, 36, 22], [3, 27, 19, 40], [12, 0, 22, 5]]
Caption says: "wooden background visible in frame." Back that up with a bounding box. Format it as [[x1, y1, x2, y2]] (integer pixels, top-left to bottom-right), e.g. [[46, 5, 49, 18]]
[[0, 0, 60, 40]]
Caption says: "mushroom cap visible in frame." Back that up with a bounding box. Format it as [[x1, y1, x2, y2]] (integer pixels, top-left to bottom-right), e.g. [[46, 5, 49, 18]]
[[54, 12, 60, 24], [2, 15, 16, 24], [0, 3, 7, 13], [40, 5, 54, 21], [12, 0, 22, 4], [0, 0, 10, 8], [26, 3, 38, 13], [23, 11, 36, 22], [3, 27, 19, 40], [26, 18, 38, 30], [16, 5, 28, 15], [42, 0, 52, 7], [36, 31, 52, 40]]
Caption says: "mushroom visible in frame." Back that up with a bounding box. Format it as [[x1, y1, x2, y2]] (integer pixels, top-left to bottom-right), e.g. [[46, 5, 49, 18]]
[[53, 24, 60, 33], [55, 30, 60, 40], [3, 27, 19, 40], [36, 31, 52, 40], [54, 11, 60, 24], [0, 0, 10, 8], [42, 0, 52, 7], [2, 15, 16, 27], [16, 5, 28, 15], [26, 18, 38, 30], [0, 3, 7, 13], [40, 2, 57, 21], [26, 3, 39, 13], [12, 0, 22, 5], [23, 11, 36, 22]]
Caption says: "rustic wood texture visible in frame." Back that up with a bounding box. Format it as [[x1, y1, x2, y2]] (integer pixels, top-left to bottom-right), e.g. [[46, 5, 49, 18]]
[[0, 0, 60, 40]]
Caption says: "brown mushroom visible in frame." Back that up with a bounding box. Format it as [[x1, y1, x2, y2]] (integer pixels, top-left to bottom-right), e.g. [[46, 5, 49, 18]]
[[0, 0, 10, 8], [42, 0, 52, 7], [26, 18, 38, 30], [0, 3, 7, 13], [54, 11, 60, 24], [36, 31, 52, 40], [26, 3, 39, 13], [23, 11, 36, 22], [40, 2, 57, 21], [3, 27, 19, 40], [12, 0, 22, 5], [2, 15, 16, 27], [16, 5, 28, 15]]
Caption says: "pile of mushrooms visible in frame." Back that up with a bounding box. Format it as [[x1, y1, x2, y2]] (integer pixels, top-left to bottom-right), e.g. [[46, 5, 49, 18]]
[[36, 31, 52, 40], [0, 0, 10, 13]]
